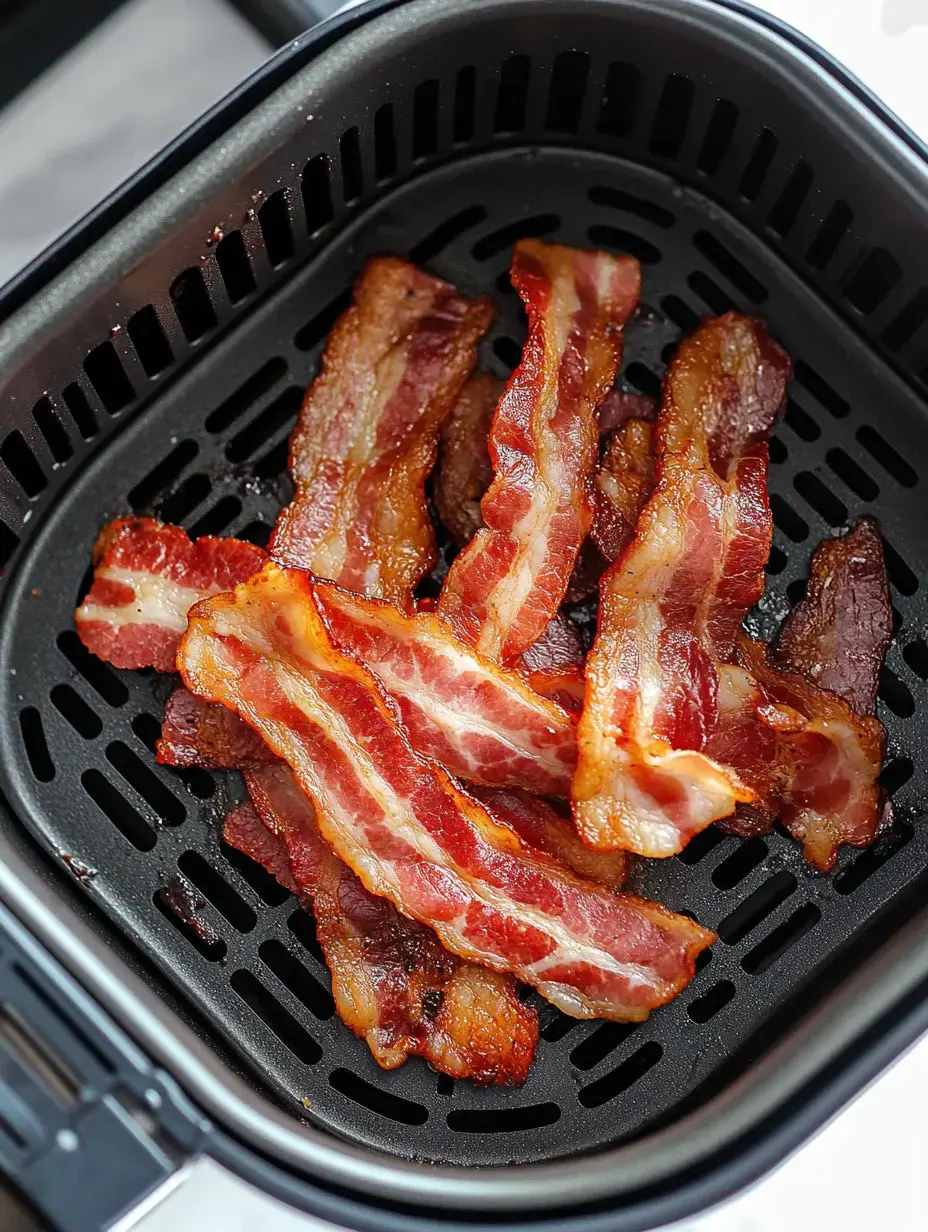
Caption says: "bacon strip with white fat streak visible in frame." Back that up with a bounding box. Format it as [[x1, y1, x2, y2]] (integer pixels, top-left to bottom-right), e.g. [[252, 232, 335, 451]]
[[438, 240, 640, 663], [226, 766, 537, 1082], [177, 564, 713, 1021], [574, 313, 791, 857], [270, 257, 494, 605]]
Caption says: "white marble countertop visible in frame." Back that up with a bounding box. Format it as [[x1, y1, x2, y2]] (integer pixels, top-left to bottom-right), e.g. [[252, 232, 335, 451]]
[[2, 1, 926, 1228]]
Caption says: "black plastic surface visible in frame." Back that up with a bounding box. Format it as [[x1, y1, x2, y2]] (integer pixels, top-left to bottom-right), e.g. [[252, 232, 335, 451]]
[[0, 0, 927, 1207]]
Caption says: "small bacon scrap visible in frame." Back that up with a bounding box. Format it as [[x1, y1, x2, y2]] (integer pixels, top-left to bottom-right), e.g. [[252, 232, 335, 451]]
[[575, 314, 791, 856], [433, 372, 503, 547], [75, 518, 266, 671], [473, 787, 629, 889], [517, 612, 586, 712], [270, 258, 494, 605], [177, 564, 713, 1021], [230, 765, 536, 1082], [439, 240, 641, 663], [157, 687, 274, 769], [314, 583, 577, 796]]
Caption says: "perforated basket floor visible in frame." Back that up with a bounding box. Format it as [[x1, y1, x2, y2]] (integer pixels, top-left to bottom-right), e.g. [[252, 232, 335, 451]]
[[0, 0, 927, 1171]]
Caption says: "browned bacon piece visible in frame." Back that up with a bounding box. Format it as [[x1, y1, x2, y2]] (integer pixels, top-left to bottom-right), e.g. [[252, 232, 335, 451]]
[[595, 388, 657, 437], [177, 564, 713, 1021], [227, 765, 537, 1082], [433, 372, 503, 547], [438, 240, 640, 663], [75, 518, 266, 671], [575, 314, 791, 857], [517, 612, 586, 712], [270, 257, 494, 606], [157, 687, 275, 768]]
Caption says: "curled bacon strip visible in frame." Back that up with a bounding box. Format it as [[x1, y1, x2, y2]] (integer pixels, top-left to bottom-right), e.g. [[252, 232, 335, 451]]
[[314, 584, 577, 797], [270, 257, 494, 604], [228, 765, 536, 1082], [157, 687, 274, 769], [433, 372, 503, 548], [75, 518, 266, 671], [177, 564, 713, 1021], [575, 314, 791, 856], [439, 240, 640, 663]]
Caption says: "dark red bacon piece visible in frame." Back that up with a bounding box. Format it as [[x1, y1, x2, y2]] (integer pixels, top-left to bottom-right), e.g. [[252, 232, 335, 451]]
[[434, 372, 503, 547], [438, 240, 640, 663], [177, 564, 713, 1020], [75, 517, 266, 671], [270, 257, 494, 606], [517, 612, 586, 712], [575, 314, 791, 856], [596, 388, 657, 437], [156, 687, 274, 769], [228, 765, 536, 1082], [314, 583, 577, 797]]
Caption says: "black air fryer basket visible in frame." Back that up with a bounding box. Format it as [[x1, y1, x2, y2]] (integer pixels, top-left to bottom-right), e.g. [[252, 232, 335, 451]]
[[2, 1, 928, 1228]]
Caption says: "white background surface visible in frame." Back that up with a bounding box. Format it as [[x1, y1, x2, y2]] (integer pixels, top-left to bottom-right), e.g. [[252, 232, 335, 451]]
[[1, 0, 925, 1228]]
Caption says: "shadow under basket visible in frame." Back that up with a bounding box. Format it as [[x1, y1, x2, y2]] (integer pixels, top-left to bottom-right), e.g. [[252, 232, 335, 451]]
[[1, 0, 928, 1227]]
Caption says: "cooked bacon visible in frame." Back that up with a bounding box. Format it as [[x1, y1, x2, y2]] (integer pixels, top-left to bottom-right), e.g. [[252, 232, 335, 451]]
[[517, 612, 586, 712], [177, 564, 713, 1020], [156, 687, 274, 768], [773, 517, 892, 716], [596, 389, 657, 436], [438, 241, 640, 663], [270, 258, 494, 605], [314, 584, 576, 796], [575, 314, 791, 856], [433, 373, 503, 547], [472, 787, 629, 889], [228, 765, 536, 1082], [75, 518, 266, 671]]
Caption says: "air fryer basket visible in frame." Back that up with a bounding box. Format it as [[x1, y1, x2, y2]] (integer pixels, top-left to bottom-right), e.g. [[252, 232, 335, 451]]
[[1, 0, 928, 1221]]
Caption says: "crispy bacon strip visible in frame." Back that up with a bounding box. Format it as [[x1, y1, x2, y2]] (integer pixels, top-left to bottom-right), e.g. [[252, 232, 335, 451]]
[[75, 518, 266, 671], [314, 584, 577, 796], [228, 765, 536, 1082], [575, 314, 791, 856], [433, 373, 503, 547], [438, 240, 640, 663], [472, 787, 629, 889], [270, 257, 494, 605], [178, 564, 713, 1020], [157, 687, 275, 768]]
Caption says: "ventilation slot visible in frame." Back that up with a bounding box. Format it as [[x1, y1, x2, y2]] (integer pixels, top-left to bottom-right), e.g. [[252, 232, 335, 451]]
[[844, 248, 902, 315], [158, 472, 211, 525], [579, 1041, 662, 1108], [569, 1022, 636, 1071], [374, 103, 397, 180], [294, 289, 351, 353], [288, 906, 324, 963], [32, 398, 72, 463], [178, 851, 255, 932], [883, 288, 928, 350], [330, 1068, 427, 1124], [712, 837, 767, 889], [739, 128, 778, 200], [495, 54, 531, 132], [771, 494, 808, 541], [410, 205, 487, 266], [767, 160, 813, 238], [1, 431, 46, 496], [742, 904, 821, 974], [448, 1103, 560, 1133], [126, 306, 173, 377], [128, 439, 197, 510], [339, 126, 364, 203], [587, 226, 660, 266], [825, 448, 878, 500], [225, 387, 302, 464], [188, 496, 242, 539], [766, 544, 787, 574], [660, 294, 700, 331], [82, 341, 134, 415], [258, 192, 294, 267], [784, 399, 820, 442], [834, 823, 914, 895], [717, 871, 797, 945], [301, 154, 333, 235], [493, 336, 523, 372], [453, 66, 476, 143], [221, 840, 291, 907], [50, 684, 101, 738], [540, 1012, 579, 1043], [881, 756, 915, 795], [806, 200, 852, 270], [793, 471, 847, 527], [19, 708, 54, 782], [259, 940, 334, 1018], [205, 358, 288, 434], [473, 214, 559, 261], [697, 99, 738, 175], [688, 980, 735, 1024], [903, 640, 928, 679], [878, 666, 914, 718], [82, 770, 156, 851], [232, 970, 320, 1062], [155, 889, 225, 961], [677, 826, 726, 866], [693, 231, 767, 302], [237, 519, 273, 548], [769, 436, 787, 465], [216, 231, 256, 304], [56, 631, 128, 707], [648, 74, 694, 159], [61, 383, 97, 439], [170, 269, 217, 342], [687, 270, 735, 314], [623, 362, 661, 399], [105, 742, 185, 825], [589, 185, 675, 228], [546, 51, 589, 133], [856, 425, 917, 487], [413, 80, 440, 160], [882, 539, 918, 595]]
